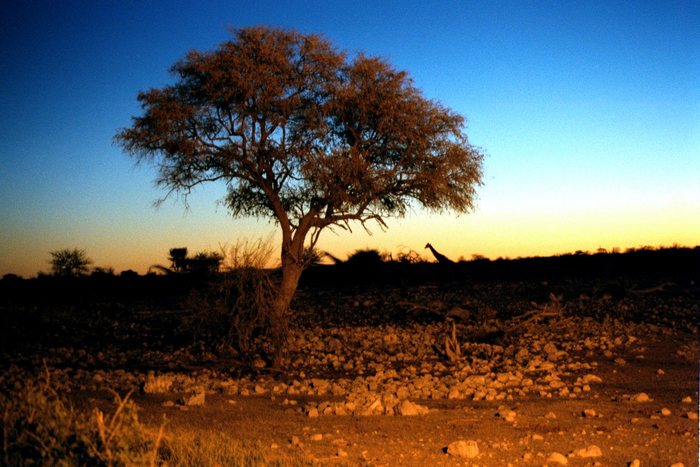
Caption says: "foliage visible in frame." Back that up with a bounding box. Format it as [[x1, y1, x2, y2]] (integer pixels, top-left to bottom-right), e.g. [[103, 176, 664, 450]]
[[0, 369, 160, 466], [345, 248, 386, 267], [117, 26, 484, 363], [49, 248, 92, 277], [187, 251, 224, 275], [182, 239, 279, 359], [396, 248, 423, 264], [0, 369, 313, 466], [168, 247, 189, 273], [91, 266, 116, 277], [151, 247, 223, 275]]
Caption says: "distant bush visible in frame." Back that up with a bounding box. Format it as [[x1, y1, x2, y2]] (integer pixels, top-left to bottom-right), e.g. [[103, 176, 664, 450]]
[[49, 248, 92, 277], [346, 248, 385, 267]]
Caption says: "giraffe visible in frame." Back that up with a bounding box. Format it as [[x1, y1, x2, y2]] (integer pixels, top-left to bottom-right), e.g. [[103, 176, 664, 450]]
[[323, 251, 344, 264], [425, 243, 455, 264]]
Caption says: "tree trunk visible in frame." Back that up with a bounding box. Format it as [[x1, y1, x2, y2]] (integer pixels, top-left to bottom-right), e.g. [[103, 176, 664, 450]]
[[269, 261, 303, 368]]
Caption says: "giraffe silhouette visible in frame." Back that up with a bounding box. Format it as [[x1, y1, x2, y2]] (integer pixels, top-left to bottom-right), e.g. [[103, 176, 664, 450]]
[[323, 251, 344, 264], [425, 243, 455, 264]]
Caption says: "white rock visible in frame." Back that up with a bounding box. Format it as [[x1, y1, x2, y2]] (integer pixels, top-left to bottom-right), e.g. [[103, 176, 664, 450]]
[[183, 391, 205, 406], [446, 440, 479, 459], [497, 409, 517, 423], [574, 445, 602, 458], [547, 452, 568, 465], [581, 374, 603, 384], [396, 399, 429, 416]]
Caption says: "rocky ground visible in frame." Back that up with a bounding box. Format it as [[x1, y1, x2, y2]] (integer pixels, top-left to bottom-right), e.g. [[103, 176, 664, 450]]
[[1, 278, 698, 465]]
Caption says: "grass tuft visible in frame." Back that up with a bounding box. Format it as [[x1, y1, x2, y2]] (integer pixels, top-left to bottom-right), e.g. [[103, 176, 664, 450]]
[[1, 368, 159, 466]]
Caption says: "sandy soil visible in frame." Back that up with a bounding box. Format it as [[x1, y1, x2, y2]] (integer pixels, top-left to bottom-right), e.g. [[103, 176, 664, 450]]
[[3, 277, 698, 466], [133, 330, 698, 466]]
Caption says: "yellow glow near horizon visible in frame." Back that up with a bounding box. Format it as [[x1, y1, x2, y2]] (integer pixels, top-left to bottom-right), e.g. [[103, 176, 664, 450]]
[[2, 200, 697, 278]]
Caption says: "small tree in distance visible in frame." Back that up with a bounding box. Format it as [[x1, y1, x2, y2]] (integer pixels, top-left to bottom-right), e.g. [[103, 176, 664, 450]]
[[49, 248, 92, 277], [116, 27, 484, 365], [150, 247, 223, 275]]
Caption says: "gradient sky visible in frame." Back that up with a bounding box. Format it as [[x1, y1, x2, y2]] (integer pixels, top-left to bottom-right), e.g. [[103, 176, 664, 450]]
[[1, 0, 698, 277]]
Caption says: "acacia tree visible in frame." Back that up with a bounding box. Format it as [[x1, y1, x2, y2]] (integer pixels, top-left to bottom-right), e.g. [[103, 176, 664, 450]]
[[49, 248, 92, 277], [117, 27, 483, 362]]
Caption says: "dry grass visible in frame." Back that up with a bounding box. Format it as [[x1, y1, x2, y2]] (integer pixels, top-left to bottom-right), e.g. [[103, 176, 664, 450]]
[[1, 367, 315, 466], [158, 430, 314, 466], [1, 367, 158, 465]]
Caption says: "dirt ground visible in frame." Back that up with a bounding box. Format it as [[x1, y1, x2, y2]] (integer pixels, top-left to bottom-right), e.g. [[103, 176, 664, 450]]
[[3, 276, 699, 466], [131, 331, 698, 466]]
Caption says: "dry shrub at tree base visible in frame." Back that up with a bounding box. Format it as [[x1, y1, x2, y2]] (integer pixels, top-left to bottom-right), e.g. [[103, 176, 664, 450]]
[[180, 239, 283, 362]]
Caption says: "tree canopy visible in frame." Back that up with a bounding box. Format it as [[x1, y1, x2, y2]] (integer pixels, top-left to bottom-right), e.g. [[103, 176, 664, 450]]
[[116, 27, 484, 363], [49, 248, 92, 277], [117, 27, 483, 268]]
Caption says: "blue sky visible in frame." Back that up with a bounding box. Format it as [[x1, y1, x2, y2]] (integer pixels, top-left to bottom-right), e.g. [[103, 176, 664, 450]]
[[1, 0, 698, 276]]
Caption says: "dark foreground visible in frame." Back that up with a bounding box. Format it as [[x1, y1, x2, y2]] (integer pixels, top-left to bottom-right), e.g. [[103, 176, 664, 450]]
[[1, 249, 698, 465]]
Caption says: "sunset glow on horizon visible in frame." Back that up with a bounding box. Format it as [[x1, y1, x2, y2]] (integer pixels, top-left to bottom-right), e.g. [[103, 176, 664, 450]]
[[1, 1, 698, 278]]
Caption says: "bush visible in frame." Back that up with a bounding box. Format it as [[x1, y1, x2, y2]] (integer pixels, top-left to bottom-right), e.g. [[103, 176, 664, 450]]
[[0, 369, 160, 466], [345, 248, 385, 267], [181, 239, 278, 360]]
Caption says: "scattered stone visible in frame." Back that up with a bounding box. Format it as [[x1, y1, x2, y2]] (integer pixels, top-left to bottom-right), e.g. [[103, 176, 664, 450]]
[[307, 407, 319, 418], [446, 440, 479, 459], [547, 452, 568, 465], [681, 396, 692, 403], [632, 392, 651, 402], [182, 391, 205, 406], [628, 459, 641, 467], [496, 408, 517, 423], [581, 374, 603, 384], [251, 358, 266, 369], [396, 399, 429, 416], [660, 407, 671, 416], [684, 411, 698, 420], [574, 445, 603, 458], [310, 433, 323, 441], [543, 342, 561, 361]]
